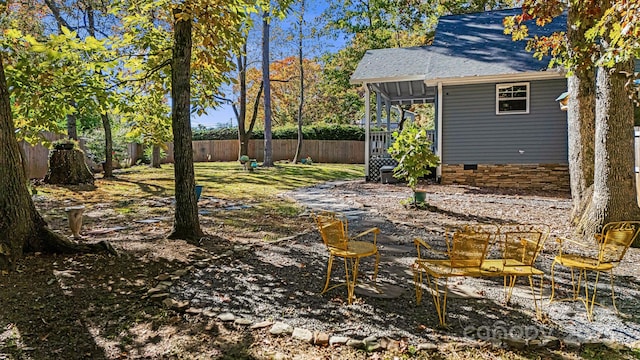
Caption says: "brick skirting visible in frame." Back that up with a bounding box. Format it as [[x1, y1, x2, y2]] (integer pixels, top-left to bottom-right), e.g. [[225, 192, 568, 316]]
[[440, 164, 570, 192]]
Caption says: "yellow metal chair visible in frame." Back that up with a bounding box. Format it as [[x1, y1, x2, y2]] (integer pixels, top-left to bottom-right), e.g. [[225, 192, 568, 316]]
[[314, 211, 380, 304], [484, 224, 550, 318], [550, 221, 640, 321], [413, 224, 496, 326]]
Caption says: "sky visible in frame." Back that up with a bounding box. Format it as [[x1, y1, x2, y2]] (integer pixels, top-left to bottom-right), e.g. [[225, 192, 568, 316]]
[[191, 1, 346, 129]]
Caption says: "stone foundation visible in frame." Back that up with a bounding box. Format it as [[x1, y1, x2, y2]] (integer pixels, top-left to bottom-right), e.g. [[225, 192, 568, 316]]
[[441, 164, 569, 192]]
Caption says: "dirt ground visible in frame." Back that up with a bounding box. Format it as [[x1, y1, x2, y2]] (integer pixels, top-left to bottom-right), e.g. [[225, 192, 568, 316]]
[[1, 179, 639, 359]]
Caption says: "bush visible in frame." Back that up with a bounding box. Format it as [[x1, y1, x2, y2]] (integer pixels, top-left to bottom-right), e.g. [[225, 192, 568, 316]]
[[192, 124, 366, 141]]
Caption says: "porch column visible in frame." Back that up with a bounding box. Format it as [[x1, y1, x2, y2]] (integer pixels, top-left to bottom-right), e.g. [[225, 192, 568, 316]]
[[436, 82, 443, 179], [376, 92, 382, 127], [365, 84, 371, 180]]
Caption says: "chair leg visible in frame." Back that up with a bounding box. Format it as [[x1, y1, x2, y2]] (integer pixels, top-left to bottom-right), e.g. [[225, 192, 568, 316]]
[[609, 270, 619, 314], [582, 269, 600, 322], [504, 275, 517, 304], [372, 251, 380, 284], [426, 274, 448, 327], [528, 274, 544, 320], [343, 257, 353, 303], [413, 265, 423, 305], [549, 259, 558, 303], [346, 257, 361, 305], [321, 255, 335, 294]]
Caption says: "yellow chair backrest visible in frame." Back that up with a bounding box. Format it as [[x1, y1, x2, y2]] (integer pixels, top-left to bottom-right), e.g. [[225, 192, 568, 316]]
[[502, 225, 549, 266], [315, 212, 349, 250], [599, 221, 640, 264], [449, 227, 492, 268]]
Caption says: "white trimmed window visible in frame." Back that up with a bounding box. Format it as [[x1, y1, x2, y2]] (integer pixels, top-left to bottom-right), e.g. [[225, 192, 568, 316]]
[[496, 82, 530, 114]]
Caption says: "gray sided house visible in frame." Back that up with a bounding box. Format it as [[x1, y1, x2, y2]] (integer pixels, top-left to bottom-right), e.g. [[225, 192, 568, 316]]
[[351, 8, 570, 192]]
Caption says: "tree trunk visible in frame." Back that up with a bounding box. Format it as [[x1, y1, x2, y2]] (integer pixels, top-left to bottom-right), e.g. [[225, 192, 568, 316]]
[[237, 45, 248, 159], [566, 72, 596, 222], [577, 59, 640, 238], [167, 7, 204, 243], [102, 113, 114, 178], [566, 4, 597, 223], [262, 11, 273, 167], [293, 1, 305, 164], [44, 149, 95, 185], [152, 145, 161, 168], [0, 55, 114, 273], [67, 100, 78, 140]]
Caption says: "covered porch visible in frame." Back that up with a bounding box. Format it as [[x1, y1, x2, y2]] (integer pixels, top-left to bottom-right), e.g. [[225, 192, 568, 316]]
[[351, 47, 439, 182]]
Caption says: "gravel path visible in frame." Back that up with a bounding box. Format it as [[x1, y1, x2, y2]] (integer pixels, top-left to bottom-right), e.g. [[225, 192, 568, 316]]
[[172, 180, 640, 347]]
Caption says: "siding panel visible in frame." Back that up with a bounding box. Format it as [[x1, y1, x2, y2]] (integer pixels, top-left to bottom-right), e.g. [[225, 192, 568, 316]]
[[442, 79, 568, 164]]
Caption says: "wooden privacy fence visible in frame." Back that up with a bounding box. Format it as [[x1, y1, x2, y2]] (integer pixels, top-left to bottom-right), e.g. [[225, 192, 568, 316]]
[[161, 139, 364, 164]]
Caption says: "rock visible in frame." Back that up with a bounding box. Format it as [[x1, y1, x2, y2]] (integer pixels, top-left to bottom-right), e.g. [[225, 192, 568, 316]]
[[159, 281, 173, 287], [218, 313, 235, 322], [315, 332, 330, 346], [292, 328, 313, 343], [329, 336, 349, 346], [250, 321, 273, 330], [195, 262, 209, 269], [185, 307, 202, 315], [629, 340, 640, 349], [416, 343, 438, 351], [162, 298, 189, 310], [174, 268, 190, 277], [563, 337, 582, 349], [604, 340, 626, 351], [202, 309, 217, 318], [362, 336, 379, 351], [379, 337, 400, 351], [149, 292, 170, 300], [269, 322, 293, 336], [235, 318, 253, 326], [147, 285, 168, 294], [155, 273, 171, 281], [346, 339, 364, 349], [540, 336, 560, 349], [503, 337, 527, 350]]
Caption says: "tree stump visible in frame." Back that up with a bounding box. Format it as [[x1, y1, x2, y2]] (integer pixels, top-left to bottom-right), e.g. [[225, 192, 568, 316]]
[[44, 149, 94, 185]]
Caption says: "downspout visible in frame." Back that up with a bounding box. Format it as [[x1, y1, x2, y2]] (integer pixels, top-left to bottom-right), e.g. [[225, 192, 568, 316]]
[[437, 82, 443, 180], [365, 84, 371, 180]]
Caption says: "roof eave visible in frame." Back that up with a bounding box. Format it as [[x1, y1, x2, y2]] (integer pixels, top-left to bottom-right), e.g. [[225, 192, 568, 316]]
[[349, 75, 426, 85], [424, 70, 566, 86]]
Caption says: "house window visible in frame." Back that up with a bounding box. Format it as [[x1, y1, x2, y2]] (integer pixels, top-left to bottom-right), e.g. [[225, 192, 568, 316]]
[[496, 82, 529, 115]]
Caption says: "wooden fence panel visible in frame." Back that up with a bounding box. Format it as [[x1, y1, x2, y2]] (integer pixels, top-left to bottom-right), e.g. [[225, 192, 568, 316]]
[[156, 139, 364, 165]]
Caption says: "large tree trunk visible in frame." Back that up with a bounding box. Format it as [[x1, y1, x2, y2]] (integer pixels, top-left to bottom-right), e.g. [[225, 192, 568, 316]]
[[102, 113, 114, 178], [262, 11, 273, 167], [577, 59, 640, 238], [167, 7, 203, 243], [566, 72, 595, 222], [566, 3, 597, 223], [0, 55, 114, 273]]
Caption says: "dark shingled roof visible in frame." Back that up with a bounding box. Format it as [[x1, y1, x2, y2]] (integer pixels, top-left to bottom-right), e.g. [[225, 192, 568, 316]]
[[351, 8, 567, 84]]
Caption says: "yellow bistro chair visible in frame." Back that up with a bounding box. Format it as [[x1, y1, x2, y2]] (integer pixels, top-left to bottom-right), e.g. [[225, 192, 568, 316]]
[[484, 224, 550, 318], [314, 211, 380, 304], [413, 224, 496, 326], [550, 221, 640, 321]]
